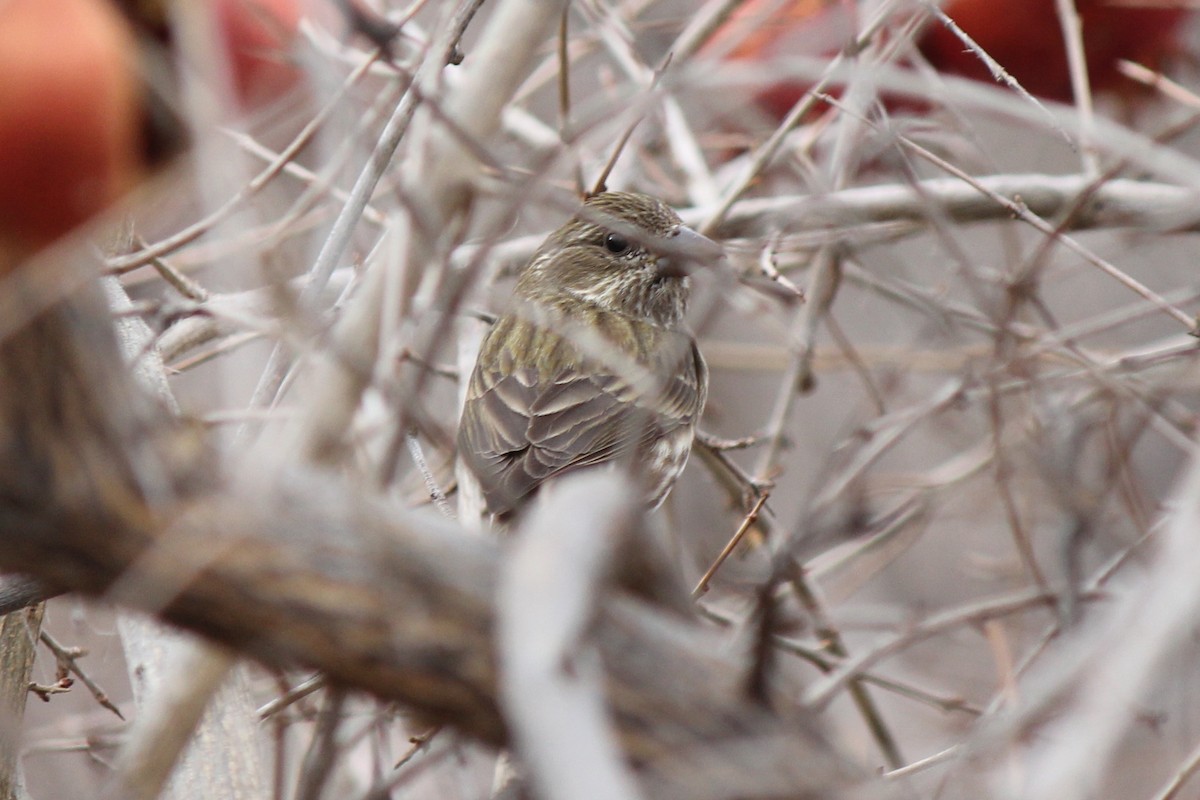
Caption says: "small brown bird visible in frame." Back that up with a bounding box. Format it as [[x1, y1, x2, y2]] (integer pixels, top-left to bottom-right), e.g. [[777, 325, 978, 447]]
[[458, 192, 722, 519]]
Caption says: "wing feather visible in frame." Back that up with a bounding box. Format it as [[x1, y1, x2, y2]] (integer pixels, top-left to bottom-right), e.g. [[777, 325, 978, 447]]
[[458, 312, 705, 516]]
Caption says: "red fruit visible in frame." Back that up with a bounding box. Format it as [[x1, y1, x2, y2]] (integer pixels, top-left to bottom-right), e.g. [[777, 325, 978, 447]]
[[714, 0, 839, 62], [709, 0, 1190, 120], [920, 0, 1187, 102], [0, 0, 142, 256], [705, 0, 848, 120], [214, 0, 303, 108]]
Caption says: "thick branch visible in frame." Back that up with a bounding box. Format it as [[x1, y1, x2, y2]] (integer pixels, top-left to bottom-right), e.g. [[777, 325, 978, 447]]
[[0, 604, 42, 800], [0, 283, 859, 798], [456, 174, 1200, 279], [698, 174, 1200, 237]]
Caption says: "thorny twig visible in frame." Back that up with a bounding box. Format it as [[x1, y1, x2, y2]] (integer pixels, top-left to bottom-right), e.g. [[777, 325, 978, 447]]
[[39, 631, 125, 720]]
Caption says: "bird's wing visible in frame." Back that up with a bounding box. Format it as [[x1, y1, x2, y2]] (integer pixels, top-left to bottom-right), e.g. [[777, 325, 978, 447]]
[[458, 316, 704, 516]]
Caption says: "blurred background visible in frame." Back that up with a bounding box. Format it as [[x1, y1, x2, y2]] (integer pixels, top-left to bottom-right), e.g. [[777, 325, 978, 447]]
[[7, 0, 1200, 798]]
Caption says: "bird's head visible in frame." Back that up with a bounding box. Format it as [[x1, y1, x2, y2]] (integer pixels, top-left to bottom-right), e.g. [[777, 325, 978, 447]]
[[518, 192, 723, 327]]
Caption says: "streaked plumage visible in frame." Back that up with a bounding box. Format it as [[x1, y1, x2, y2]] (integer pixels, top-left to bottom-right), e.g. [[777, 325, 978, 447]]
[[458, 192, 720, 518]]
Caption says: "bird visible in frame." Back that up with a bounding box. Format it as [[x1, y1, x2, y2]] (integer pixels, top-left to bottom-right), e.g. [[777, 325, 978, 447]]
[[457, 191, 722, 520]]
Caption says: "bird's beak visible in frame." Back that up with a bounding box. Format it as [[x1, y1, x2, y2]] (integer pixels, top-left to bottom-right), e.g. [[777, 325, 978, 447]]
[[655, 226, 725, 278]]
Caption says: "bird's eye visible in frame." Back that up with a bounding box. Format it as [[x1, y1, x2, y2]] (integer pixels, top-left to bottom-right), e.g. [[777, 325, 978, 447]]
[[603, 233, 630, 254]]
